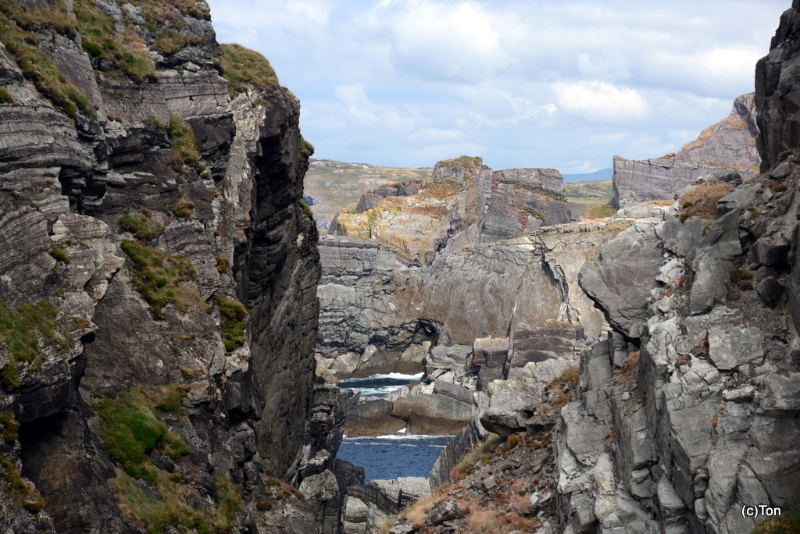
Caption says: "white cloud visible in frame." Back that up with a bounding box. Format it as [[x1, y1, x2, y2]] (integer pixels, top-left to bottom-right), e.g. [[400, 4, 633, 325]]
[[209, 0, 788, 172], [363, 1, 508, 83], [554, 81, 651, 122]]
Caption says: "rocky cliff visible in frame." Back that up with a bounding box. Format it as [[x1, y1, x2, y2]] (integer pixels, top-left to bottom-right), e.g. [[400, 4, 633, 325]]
[[378, 7, 800, 533], [612, 93, 761, 208], [329, 156, 571, 267], [0, 1, 323, 531]]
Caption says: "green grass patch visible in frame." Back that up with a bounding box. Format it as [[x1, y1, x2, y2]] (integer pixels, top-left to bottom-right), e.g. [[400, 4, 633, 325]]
[[214, 256, 229, 274], [151, 384, 189, 412], [585, 201, 617, 218], [218, 43, 279, 96], [0, 454, 43, 512], [93, 388, 189, 483], [216, 295, 246, 321], [120, 240, 208, 319], [450, 434, 504, 481], [299, 137, 314, 159], [0, 87, 13, 104], [170, 198, 194, 218], [168, 114, 201, 175], [298, 199, 313, 216], [216, 295, 247, 351], [49, 243, 71, 264], [0, 300, 71, 390], [152, 31, 203, 55], [221, 321, 246, 352], [730, 268, 754, 284], [119, 214, 165, 241], [0, 0, 94, 117], [109, 470, 242, 534], [72, 0, 157, 84], [0, 412, 19, 443], [751, 508, 800, 534]]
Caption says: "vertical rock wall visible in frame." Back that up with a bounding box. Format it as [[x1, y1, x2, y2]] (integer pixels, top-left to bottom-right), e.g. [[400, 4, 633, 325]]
[[0, 1, 321, 531]]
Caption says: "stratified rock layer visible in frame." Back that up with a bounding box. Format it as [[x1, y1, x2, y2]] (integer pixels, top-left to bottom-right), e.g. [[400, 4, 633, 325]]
[[612, 93, 761, 207], [0, 1, 323, 531], [330, 156, 571, 266]]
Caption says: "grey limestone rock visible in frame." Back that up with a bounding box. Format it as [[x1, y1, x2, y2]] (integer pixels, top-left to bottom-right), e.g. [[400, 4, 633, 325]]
[[613, 93, 760, 208], [479, 380, 540, 438], [578, 223, 664, 335]]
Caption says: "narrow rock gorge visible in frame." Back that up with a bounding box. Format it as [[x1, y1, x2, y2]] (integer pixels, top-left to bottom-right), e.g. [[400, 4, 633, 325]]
[[1, 0, 800, 533]]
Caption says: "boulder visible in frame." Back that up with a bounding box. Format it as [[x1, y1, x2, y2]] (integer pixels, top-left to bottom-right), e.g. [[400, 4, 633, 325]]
[[754, 235, 791, 266], [391, 391, 473, 435], [689, 210, 743, 315], [425, 501, 465, 526], [479, 380, 540, 438], [757, 276, 784, 308], [345, 399, 407, 437], [707, 325, 764, 371], [578, 223, 664, 335], [472, 337, 511, 388]]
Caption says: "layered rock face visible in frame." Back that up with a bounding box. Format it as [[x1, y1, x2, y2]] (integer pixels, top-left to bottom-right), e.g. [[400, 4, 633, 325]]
[[551, 29, 800, 529], [612, 93, 761, 208], [0, 1, 323, 531], [317, 222, 621, 381], [329, 156, 571, 267], [757, 0, 800, 171], [317, 220, 630, 439]]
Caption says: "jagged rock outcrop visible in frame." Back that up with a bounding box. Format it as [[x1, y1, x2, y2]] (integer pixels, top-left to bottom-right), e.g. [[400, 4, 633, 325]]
[[317, 223, 623, 382], [612, 93, 761, 208], [329, 156, 571, 266], [756, 0, 800, 171], [553, 145, 800, 532], [343, 477, 431, 534], [0, 1, 323, 531]]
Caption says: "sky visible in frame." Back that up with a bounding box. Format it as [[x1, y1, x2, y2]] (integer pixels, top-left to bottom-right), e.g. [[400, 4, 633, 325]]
[[208, 0, 789, 173]]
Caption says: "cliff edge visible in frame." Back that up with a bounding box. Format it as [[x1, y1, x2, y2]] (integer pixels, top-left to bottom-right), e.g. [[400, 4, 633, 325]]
[[0, 1, 322, 531]]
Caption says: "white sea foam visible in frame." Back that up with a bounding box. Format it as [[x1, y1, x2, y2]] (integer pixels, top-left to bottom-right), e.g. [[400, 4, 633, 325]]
[[339, 372, 423, 384], [343, 434, 454, 442]]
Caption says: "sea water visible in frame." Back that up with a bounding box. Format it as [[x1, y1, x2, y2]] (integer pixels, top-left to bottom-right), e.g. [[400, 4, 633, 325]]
[[336, 434, 452, 482], [338, 372, 453, 482], [338, 372, 424, 397]]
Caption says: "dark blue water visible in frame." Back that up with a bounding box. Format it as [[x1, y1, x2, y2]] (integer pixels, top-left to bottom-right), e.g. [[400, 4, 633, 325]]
[[338, 372, 423, 397], [337, 372, 452, 482], [337, 435, 452, 482]]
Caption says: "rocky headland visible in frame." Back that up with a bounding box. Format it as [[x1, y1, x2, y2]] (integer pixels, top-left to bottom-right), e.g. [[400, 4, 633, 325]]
[[612, 93, 761, 209]]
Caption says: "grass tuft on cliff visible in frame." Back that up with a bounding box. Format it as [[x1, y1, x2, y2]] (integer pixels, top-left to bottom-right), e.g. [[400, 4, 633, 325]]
[[93, 387, 189, 484], [0, 454, 44, 512], [110, 470, 242, 534], [299, 137, 314, 159], [0, 87, 14, 104], [120, 214, 165, 241], [678, 183, 731, 222], [219, 43, 279, 96], [215, 295, 247, 351], [120, 240, 209, 319], [0, 300, 72, 390], [0, 0, 95, 117], [168, 114, 201, 175], [72, 0, 158, 84], [751, 508, 800, 534]]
